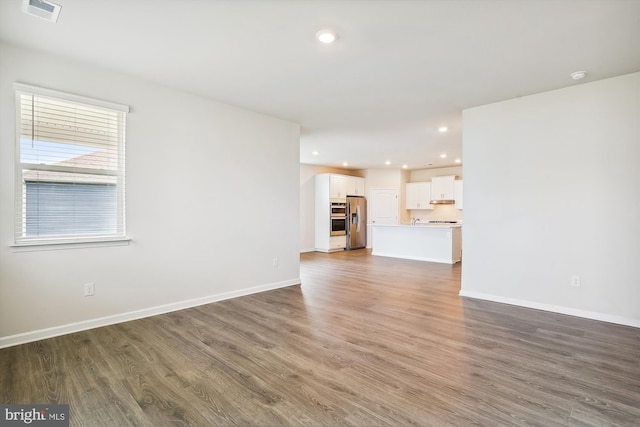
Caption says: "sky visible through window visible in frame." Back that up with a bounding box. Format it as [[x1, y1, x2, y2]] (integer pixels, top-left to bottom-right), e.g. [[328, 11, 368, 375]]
[[20, 138, 99, 165]]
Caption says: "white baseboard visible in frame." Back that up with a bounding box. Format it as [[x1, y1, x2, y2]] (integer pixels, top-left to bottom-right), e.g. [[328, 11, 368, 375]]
[[459, 289, 640, 329], [0, 278, 301, 349], [372, 251, 457, 265], [299, 248, 316, 253]]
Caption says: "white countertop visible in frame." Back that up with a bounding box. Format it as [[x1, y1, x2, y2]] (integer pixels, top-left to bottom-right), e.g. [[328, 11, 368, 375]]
[[370, 223, 462, 229]]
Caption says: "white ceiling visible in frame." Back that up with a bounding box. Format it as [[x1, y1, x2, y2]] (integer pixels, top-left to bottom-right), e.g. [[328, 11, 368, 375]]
[[1, 0, 639, 170]]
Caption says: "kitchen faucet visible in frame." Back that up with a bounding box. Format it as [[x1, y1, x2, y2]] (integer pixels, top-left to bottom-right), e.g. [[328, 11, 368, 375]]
[[411, 218, 420, 225]]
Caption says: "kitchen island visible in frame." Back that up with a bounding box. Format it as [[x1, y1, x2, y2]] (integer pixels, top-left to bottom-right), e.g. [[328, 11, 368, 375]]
[[371, 223, 462, 264]]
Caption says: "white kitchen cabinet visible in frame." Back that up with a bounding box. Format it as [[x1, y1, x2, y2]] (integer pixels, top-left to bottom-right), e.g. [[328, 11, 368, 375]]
[[454, 180, 463, 209], [330, 235, 346, 250], [406, 182, 433, 210], [329, 175, 347, 199], [372, 224, 462, 264], [328, 175, 364, 199], [348, 177, 365, 197], [430, 175, 456, 202]]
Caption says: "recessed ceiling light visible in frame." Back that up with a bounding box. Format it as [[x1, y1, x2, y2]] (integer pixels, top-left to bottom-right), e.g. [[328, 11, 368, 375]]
[[402, 164, 408, 169], [440, 153, 447, 158], [385, 161, 391, 165], [455, 159, 461, 163], [342, 162, 349, 166], [312, 151, 319, 156], [316, 29, 338, 44], [570, 70, 587, 80], [438, 126, 448, 133]]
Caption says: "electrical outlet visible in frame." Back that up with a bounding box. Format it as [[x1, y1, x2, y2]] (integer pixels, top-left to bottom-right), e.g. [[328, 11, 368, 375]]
[[272, 257, 278, 268], [84, 282, 95, 296], [570, 275, 581, 287]]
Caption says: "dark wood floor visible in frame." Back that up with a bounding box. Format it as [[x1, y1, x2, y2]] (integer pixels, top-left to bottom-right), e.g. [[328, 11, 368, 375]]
[[2, 250, 639, 426]]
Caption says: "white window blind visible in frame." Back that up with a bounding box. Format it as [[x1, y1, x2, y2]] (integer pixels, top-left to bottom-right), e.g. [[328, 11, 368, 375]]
[[14, 83, 129, 245]]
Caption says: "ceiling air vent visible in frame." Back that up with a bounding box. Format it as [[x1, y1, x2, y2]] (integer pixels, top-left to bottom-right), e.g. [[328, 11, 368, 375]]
[[22, 0, 61, 23]]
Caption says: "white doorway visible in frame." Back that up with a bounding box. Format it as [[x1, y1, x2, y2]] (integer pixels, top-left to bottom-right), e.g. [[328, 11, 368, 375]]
[[368, 188, 399, 247]]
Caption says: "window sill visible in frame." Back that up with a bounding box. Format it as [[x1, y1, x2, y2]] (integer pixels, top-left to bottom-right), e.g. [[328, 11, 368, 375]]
[[10, 237, 131, 252]]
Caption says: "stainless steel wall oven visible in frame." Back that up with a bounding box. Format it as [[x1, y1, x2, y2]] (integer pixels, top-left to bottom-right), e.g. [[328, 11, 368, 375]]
[[330, 202, 347, 236]]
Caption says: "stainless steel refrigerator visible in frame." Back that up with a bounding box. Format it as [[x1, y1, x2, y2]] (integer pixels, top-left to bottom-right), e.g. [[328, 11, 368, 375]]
[[346, 196, 366, 250]]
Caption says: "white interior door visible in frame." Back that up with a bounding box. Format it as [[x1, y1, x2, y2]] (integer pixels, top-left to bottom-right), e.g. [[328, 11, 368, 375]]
[[369, 188, 399, 225], [368, 188, 398, 248]]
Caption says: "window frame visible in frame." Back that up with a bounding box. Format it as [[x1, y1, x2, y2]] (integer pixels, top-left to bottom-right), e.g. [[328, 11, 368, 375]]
[[12, 83, 130, 249]]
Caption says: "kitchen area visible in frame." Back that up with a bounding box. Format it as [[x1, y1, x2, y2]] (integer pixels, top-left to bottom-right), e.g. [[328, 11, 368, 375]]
[[308, 170, 463, 264]]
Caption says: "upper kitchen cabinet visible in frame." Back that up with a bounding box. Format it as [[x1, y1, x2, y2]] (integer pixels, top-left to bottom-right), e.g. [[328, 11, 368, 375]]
[[430, 175, 456, 203], [329, 174, 347, 199], [406, 182, 433, 210], [454, 180, 463, 209], [321, 173, 366, 200], [347, 176, 365, 197]]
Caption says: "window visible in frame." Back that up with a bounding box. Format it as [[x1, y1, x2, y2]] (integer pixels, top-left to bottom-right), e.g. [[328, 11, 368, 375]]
[[14, 83, 128, 246]]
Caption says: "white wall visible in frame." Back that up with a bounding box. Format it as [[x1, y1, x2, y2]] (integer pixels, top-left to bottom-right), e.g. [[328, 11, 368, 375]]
[[408, 205, 463, 224], [461, 72, 640, 327], [299, 164, 364, 252], [0, 43, 301, 346], [364, 168, 406, 195], [410, 166, 463, 182]]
